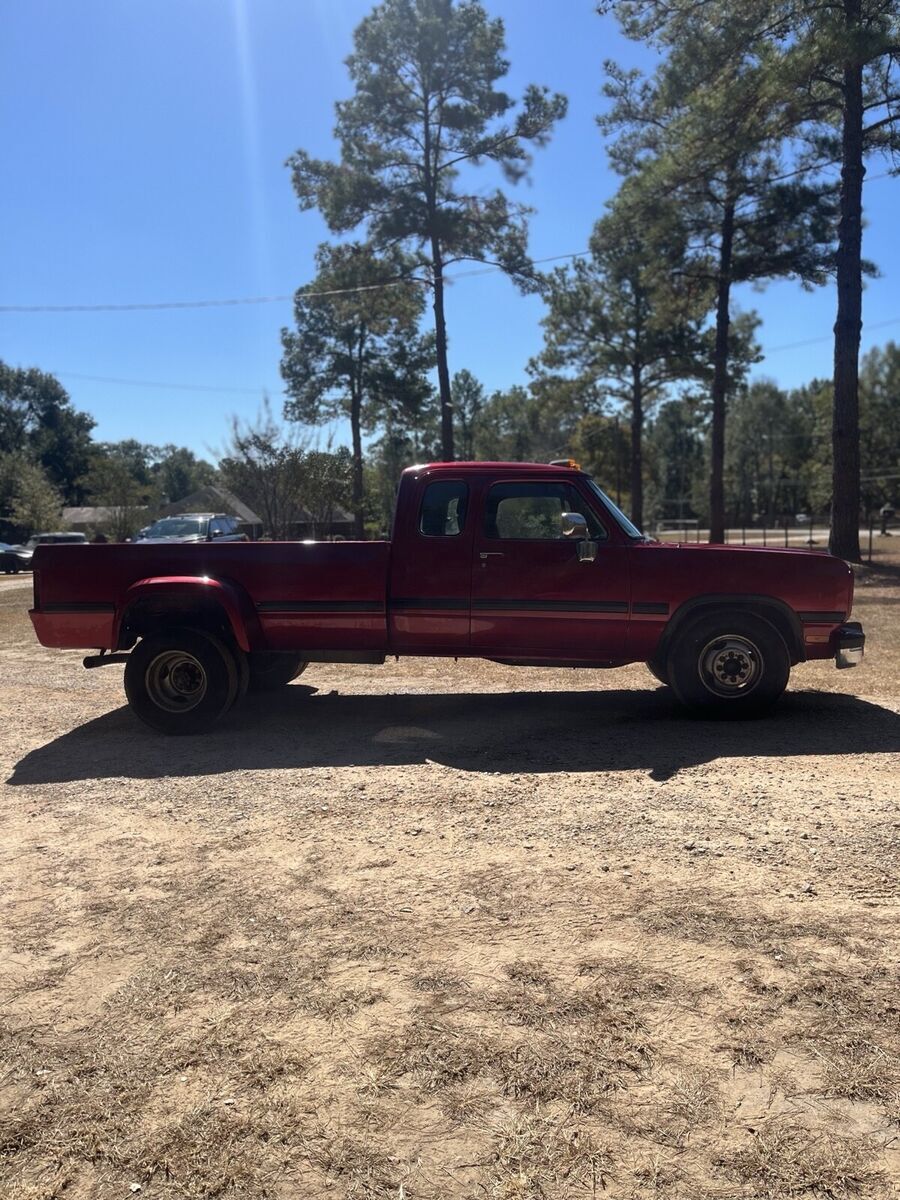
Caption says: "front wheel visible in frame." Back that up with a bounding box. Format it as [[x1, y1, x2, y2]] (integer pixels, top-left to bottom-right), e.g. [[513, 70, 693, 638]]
[[124, 628, 240, 734], [668, 612, 790, 717], [247, 652, 308, 692]]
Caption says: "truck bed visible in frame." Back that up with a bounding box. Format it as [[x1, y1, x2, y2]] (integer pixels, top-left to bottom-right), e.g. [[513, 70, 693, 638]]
[[31, 540, 391, 654]]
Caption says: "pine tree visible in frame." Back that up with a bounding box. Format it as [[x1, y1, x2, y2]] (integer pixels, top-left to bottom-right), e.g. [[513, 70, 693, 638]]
[[287, 0, 566, 459], [601, 0, 900, 557], [281, 243, 433, 537], [600, 3, 836, 542], [534, 187, 708, 529]]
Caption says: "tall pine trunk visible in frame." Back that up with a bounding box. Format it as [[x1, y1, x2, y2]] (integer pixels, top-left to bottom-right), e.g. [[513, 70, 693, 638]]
[[709, 198, 735, 544], [830, 0, 864, 562], [350, 387, 365, 539], [630, 362, 644, 529], [431, 242, 455, 461], [423, 105, 454, 463]]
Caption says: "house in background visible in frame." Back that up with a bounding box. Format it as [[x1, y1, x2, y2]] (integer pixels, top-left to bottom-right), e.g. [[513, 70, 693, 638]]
[[158, 485, 263, 540], [163, 486, 355, 540], [63, 506, 149, 534], [65, 486, 355, 542], [288, 505, 355, 540]]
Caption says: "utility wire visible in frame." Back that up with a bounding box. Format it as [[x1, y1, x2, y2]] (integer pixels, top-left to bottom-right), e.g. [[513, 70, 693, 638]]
[[52, 370, 271, 396], [0, 252, 587, 314], [1, 168, 893, 314], [766, 314, 900, 354], [52, 313, 900, 395]]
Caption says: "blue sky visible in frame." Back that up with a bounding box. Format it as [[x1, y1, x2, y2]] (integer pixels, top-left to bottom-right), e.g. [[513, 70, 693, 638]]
[[2, 0, 898, 461]]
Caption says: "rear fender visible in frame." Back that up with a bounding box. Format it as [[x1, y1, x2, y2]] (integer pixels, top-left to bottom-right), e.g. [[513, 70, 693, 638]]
[[114, 576, 258, 652]]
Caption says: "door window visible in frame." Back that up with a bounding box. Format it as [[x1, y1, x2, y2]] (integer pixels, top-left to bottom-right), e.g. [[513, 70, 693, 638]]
[[419, 481, 468, 536], [484, 482, 606, 540]]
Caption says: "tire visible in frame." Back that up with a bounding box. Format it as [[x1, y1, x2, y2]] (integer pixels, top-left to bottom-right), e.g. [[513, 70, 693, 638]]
[[233, 646, 250, 700], [668, 611, 790, 717], [247, 652, 308, 692], [124, 627, 240, 734], [646, 657, 669, 686]]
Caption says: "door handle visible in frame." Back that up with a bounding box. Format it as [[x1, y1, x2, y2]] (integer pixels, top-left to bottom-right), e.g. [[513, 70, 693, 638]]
[[479, 551, 504, 560]]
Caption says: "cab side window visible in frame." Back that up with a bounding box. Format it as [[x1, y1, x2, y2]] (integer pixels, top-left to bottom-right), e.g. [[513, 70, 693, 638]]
[[484, 482, 606, 540], [419, 481, 468, 537]]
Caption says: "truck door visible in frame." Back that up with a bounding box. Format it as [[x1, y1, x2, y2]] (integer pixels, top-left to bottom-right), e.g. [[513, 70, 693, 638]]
[[469, 478, 630, 659], [388, 476, 474, 653]]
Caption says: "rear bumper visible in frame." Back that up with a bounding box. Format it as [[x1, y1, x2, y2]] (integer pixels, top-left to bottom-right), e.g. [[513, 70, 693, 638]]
[[834, 621, 864, 669]]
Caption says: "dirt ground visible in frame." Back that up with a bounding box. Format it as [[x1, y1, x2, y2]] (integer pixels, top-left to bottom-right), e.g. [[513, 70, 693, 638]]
[[1, 556, 899, 1199]]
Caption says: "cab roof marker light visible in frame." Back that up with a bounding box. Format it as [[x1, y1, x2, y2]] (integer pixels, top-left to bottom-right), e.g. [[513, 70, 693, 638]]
[[549, 458, 581, 469]]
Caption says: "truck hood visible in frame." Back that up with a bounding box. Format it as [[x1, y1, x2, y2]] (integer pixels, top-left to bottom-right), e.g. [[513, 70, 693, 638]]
[[638, 539, 855, 616], [652, 540, 831, 558]]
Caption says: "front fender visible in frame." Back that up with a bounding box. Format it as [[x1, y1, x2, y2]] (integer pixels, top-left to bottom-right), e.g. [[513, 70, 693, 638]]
[[114, 575, 256, 652], [658, 593, 806, 663]]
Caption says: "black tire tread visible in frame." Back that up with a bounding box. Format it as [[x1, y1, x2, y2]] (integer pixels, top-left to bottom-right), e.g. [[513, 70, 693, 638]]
[[668, 610, 790, 717], [247, 653, 308, 692]]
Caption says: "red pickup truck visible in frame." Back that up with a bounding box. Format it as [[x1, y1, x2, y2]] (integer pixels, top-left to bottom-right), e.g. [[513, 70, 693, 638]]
[[29, 461, 864, 733]]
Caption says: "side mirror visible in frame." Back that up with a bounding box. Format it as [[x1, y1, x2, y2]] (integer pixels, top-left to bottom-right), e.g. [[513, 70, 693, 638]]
[[561, 512, 588, 539], [560, 512, 597, 563]]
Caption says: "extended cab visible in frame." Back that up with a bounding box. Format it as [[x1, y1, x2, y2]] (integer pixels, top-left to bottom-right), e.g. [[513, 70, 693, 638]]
[[29, 462, 864, 733]]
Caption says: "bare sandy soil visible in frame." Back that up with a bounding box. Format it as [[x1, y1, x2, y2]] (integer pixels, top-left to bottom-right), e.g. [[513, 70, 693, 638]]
[[1, 562, 898, 1199]]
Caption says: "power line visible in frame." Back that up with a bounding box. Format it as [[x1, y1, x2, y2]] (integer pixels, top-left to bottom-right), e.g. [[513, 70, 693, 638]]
[[765, 315, 900, 354], [52, 370, 271, 396], [41, 313, 900, 397], [0, 252, 586, 314], [0, 163, 893, 314], [3, 168, 893, 316]]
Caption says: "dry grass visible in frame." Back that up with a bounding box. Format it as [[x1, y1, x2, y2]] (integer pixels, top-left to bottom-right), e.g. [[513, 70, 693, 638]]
[[367, 1018, 500, 1092], [719, 1121, 883, 1198], [2, 569, 900, 1197], [786, 966, 900, 1121], [718, 1009, 777, 1068], [484, 1114, 614, 1199], [301, 1126, 408, 1199], [498, 1023, 650, 1112], [638, 894, 852, 964], [653, 1069, 724, 1145]]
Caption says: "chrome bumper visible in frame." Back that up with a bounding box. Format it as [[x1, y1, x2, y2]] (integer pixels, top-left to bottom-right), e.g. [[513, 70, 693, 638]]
[[835, 621, 865, 669]]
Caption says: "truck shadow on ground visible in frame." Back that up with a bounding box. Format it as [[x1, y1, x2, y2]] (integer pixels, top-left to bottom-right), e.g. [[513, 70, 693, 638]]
[[9, 686, 900, 785]]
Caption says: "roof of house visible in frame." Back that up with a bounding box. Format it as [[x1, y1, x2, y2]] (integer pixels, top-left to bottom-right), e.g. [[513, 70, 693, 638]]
[[159, 486, 262, 525], [293, 505, 354, 526], [63, 505, 148, 525]]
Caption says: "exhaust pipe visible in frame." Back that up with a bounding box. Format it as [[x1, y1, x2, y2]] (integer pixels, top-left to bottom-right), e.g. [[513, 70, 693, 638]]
[[83, 652, 131, 669]]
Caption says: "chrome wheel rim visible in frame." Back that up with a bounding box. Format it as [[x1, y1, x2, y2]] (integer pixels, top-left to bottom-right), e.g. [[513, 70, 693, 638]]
[[698, 635, 763, 698], [146, 651, 207, 713]]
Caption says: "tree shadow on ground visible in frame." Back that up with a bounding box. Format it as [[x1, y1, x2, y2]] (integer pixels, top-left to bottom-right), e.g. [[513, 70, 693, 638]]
[[9, 686, 900, 785]]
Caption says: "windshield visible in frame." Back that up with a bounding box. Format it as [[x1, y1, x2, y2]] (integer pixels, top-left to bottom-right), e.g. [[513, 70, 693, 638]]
[[143, 517, 206, 538], [585, 479, 644, 539]]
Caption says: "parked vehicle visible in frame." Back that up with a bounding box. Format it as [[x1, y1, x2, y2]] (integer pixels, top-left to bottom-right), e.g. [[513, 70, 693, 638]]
[[136, 514, 246, 543], [29, 461, 864, 733], [2, 531, 87, 573]]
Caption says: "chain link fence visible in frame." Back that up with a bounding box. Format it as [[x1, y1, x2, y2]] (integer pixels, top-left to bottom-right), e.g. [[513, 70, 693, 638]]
[[651, 513, 899, 564]]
